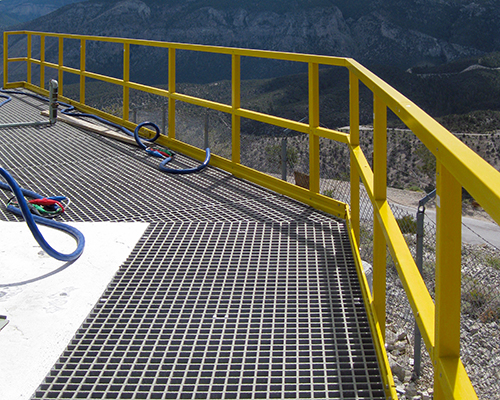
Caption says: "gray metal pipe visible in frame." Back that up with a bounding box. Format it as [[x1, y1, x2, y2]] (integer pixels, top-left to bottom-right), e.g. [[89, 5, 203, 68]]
[[413, 188, 436, 379], [0, 79, 58, 129]]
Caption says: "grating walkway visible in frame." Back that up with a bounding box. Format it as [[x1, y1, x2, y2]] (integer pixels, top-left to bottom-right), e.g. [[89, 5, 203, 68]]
[[0, 92, 386, 399]]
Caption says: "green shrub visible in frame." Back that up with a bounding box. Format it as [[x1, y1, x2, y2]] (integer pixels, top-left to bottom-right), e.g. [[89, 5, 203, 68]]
[[396, 215, 417, 234]]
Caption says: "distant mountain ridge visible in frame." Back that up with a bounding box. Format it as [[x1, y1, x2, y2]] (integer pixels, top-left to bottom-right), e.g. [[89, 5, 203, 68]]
[[2, 0, 500, 84], [0, 0, 82, 28]]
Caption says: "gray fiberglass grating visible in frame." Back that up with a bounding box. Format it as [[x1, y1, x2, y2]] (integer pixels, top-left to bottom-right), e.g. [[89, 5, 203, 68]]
[[0, 93, 337, 224], [32, 221, 386, 400], [1, 92, 387, 399]]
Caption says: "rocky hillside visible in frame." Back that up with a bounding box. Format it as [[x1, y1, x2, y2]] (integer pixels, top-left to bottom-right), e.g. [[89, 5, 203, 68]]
[[3, 0, 500, 84], [0, 0, 82, 28]]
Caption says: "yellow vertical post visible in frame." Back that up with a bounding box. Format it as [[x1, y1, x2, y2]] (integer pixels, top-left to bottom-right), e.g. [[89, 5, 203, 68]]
[[308, 62, 320, 193], [80, 39, 86, 104], [40, 35, 45, 89], [349, 71, 360, 244], [27, 33, 32, 84], [232, 54, 241, 164], [3, 32, 8, 88], [58, 37, 64, 97], [372, 93, 387, 340], [434, 162, 462, 400], [123, 43, 130, 122], [168, 47, 176, 139]]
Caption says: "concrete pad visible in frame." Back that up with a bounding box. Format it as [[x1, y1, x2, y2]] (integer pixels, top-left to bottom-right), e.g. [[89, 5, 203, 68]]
[[0, 221, 148, 400]]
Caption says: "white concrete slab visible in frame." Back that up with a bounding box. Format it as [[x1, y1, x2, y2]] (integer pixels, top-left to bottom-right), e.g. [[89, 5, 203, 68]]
[[0, 221, 149, 400]]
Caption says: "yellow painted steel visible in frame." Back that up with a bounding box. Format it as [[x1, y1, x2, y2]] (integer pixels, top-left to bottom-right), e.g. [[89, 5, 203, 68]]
[[58, 37, 64, 96], [372, 94, 388, 340], [346, 209, 398, 400], [80, 39, 86, 104], [308, 62, 320, 194], [231, 54, 241, 164], [123, 43, 130, 121], [434, 163, 464, 400], [3, 32, 8, 88], [349, 72, 360, 245], [27, 33, 32, 83], [168, 47, 176, 139], [40, 35, 45, 88], [5, 30, 498, 400]]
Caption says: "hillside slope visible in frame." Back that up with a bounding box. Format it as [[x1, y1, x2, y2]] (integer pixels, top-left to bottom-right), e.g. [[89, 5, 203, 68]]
[[0, 0, 82, 28]]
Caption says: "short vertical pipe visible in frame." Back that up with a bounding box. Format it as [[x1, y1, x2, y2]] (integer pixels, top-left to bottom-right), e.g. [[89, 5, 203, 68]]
[[232, 54, 241, 164], [40, 35, 45, 89], [27, 33, 32, 84], [349, 71, 360, 244], [3, 32, 8, 88], [308, 62, 320, 193], [434, 162, 462, 400], [413, 205, 425, 379], [123, 43, 130, 121], [168, 47, 176, 140], [79, 39, 86, 105], [372, 93, 388, 341], [281, 137, 287, 181], [58, 37, 64, 97], [48, 79, 58, 125]]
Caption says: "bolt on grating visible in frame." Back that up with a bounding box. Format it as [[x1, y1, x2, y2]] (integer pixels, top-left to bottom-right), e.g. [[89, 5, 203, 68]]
[[31, 221, 386, 400]]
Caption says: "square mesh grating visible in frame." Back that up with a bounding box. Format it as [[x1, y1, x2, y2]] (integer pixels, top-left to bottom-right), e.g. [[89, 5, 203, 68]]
[[1, 93, 386, 399], [31, 221, 386, 400], [0, 93, 334, 225]]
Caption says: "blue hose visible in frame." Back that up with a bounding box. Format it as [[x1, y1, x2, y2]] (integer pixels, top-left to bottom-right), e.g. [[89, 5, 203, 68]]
[[0, 94, 11, 107], [159, 148, 211, 174], [1, 88, 211, 173], [0, 168, 85, 262], [133, 121, 211, 173]]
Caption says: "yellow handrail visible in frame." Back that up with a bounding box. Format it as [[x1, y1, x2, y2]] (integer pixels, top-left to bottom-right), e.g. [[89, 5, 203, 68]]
[[3, 30, 495, 400]]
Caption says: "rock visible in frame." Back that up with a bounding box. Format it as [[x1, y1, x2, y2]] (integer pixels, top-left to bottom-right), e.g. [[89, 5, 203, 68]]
[[395, 341, 407, 352], [396, 384, 405, 395], [405, 382, 418, 398], [390, 360, 406, 383], [470, 323, 480, 335], [362, 260, 373, 293], [404, 369, 413, 383], [420, 391, 431, 400]]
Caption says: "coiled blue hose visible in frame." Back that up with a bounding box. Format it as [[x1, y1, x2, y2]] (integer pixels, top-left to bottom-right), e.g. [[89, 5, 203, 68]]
[[133, 122, 210, 173], [0, 168, 85, 262], [0, 89, 85, 261]]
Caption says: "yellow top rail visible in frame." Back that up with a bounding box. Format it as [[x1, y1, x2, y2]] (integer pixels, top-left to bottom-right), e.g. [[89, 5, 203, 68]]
[[4, 30, 498, 400]]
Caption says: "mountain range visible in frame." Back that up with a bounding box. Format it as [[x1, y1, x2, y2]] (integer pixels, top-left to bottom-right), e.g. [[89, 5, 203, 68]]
[[0, 0, 81, 28], [2, 0, 500, 84]]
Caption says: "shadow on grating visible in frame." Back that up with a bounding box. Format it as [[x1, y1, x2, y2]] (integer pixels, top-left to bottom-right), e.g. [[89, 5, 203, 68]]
[[0, 94, 334, 225], [32, 222, 386, 400]]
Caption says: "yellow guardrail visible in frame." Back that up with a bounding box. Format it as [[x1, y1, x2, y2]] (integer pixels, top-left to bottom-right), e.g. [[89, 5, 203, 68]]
[[4, 30, 498, 400]]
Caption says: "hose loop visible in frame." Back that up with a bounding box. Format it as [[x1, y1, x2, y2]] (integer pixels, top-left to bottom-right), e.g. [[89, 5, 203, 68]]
[[0, 168, 84, 262], [134, 121, 161, 149], [159, 148, 211, 174]]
